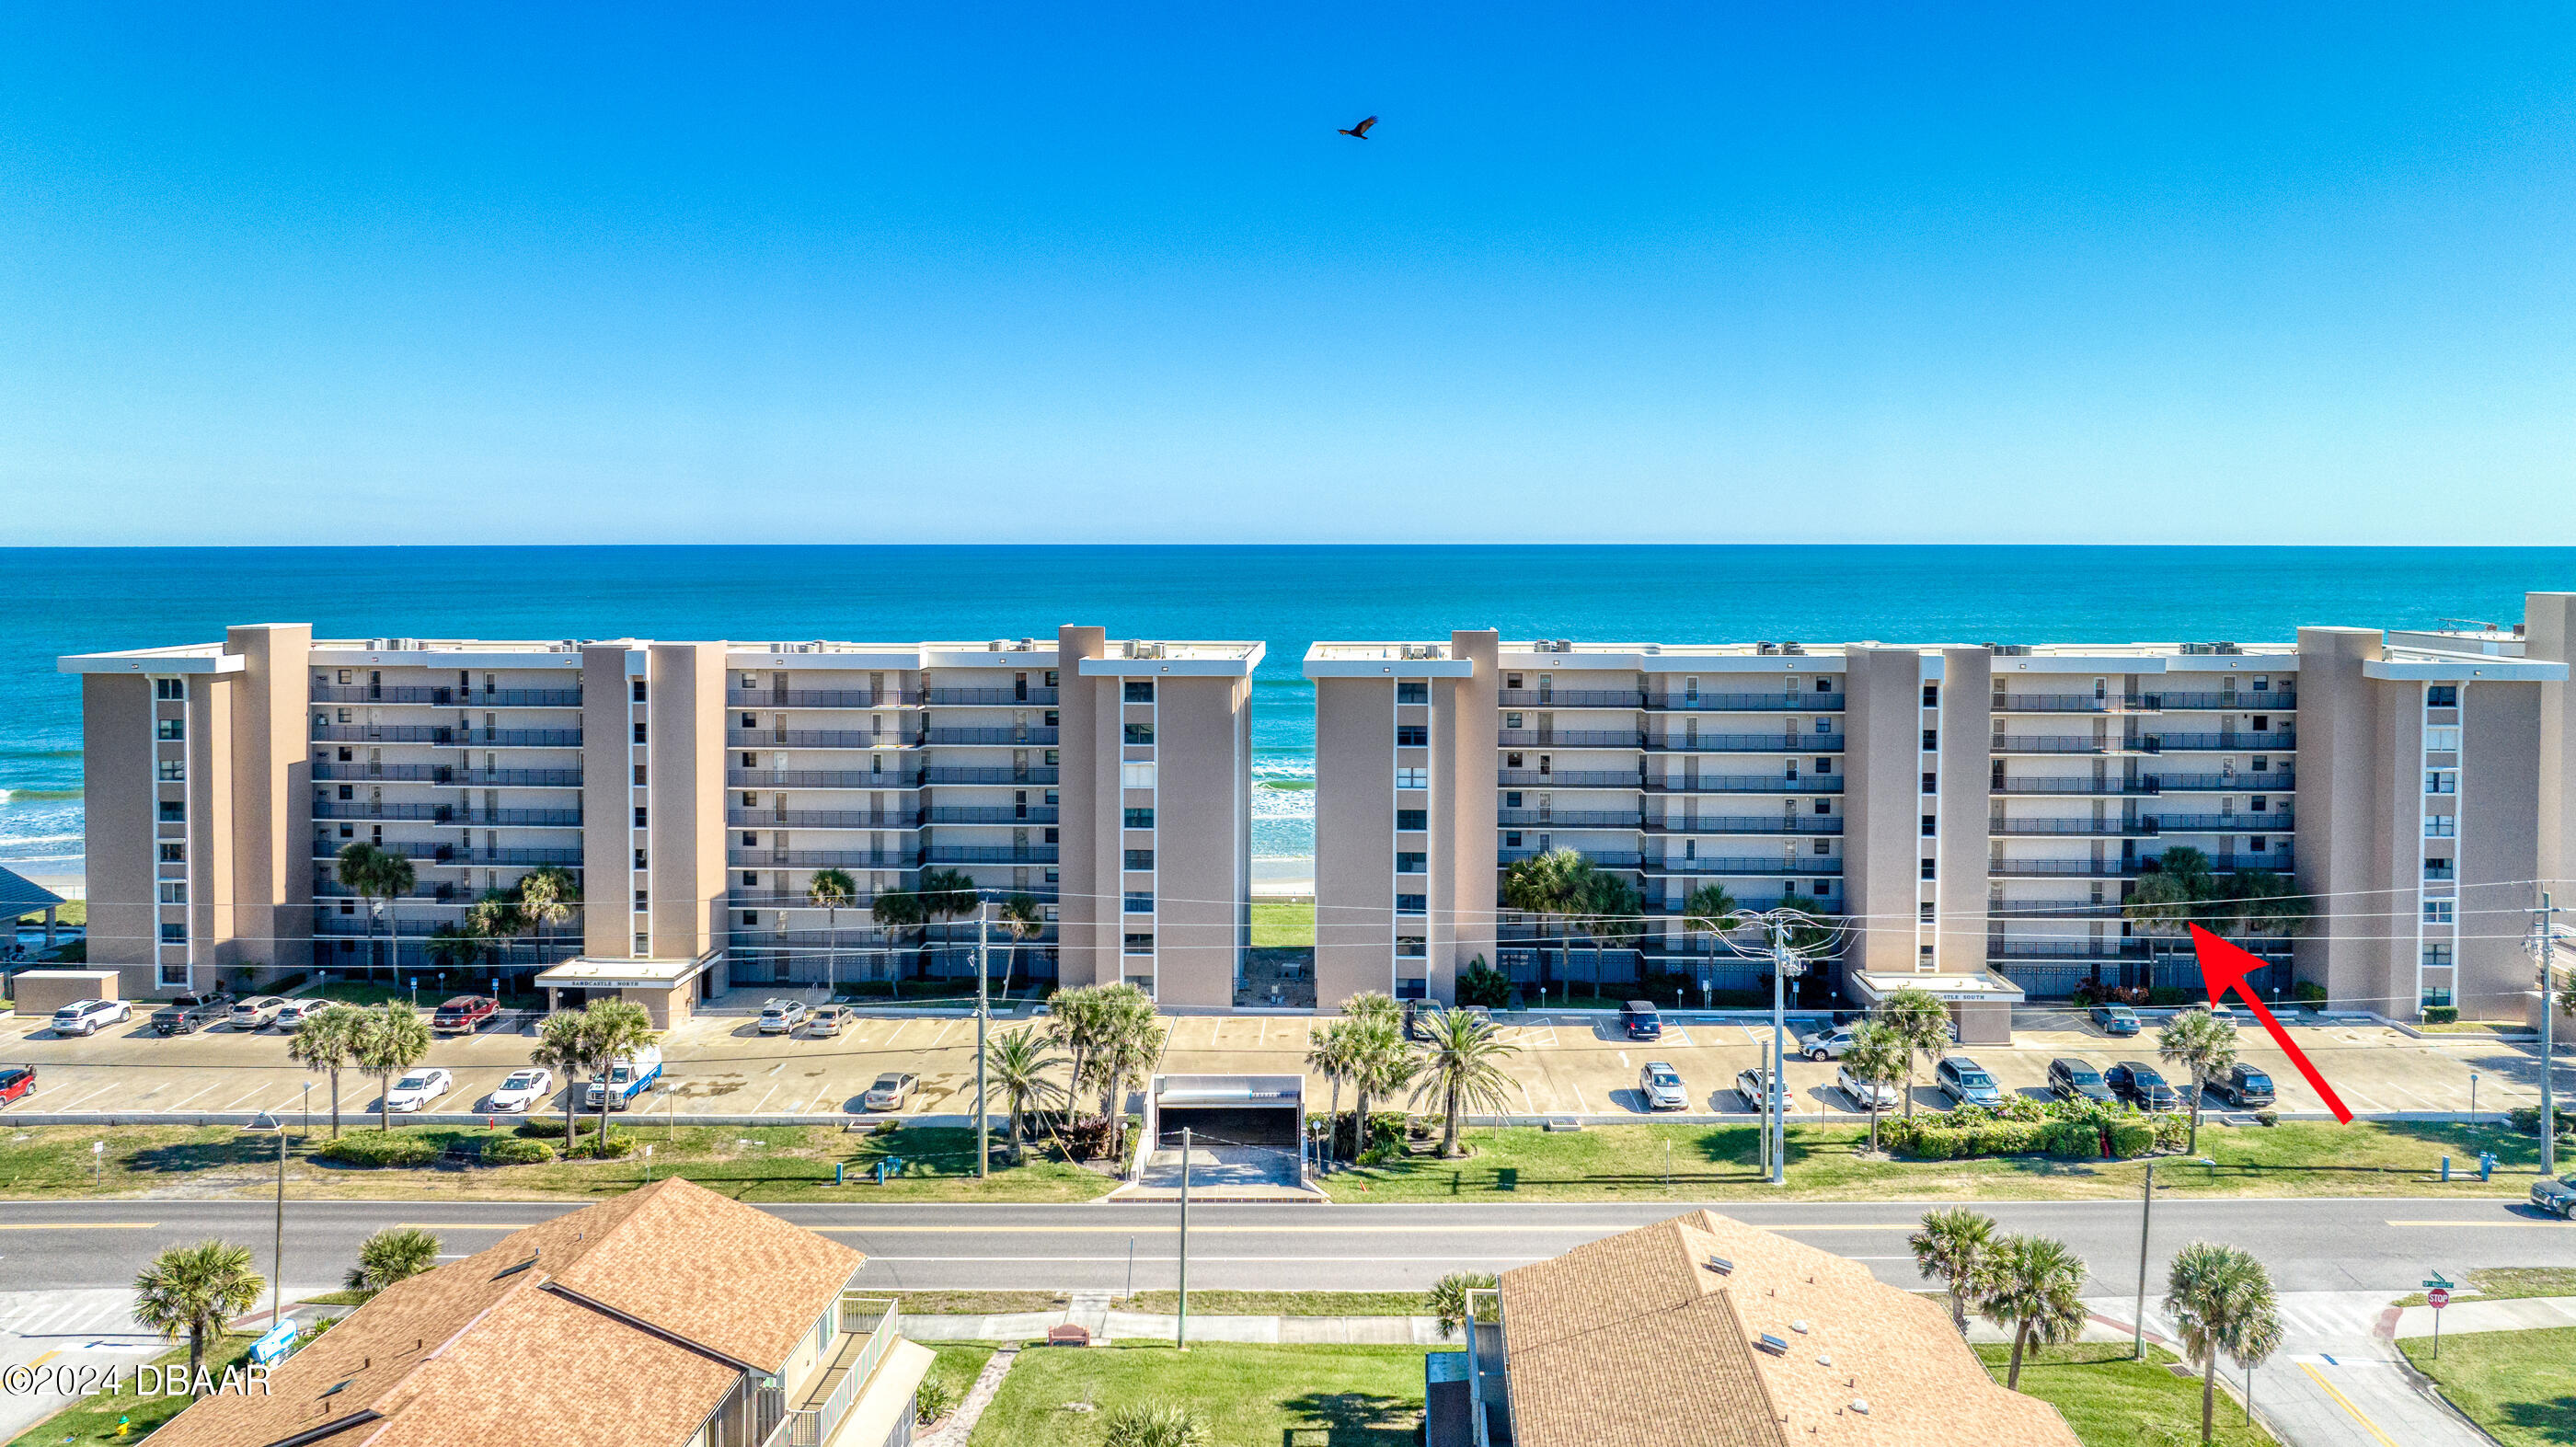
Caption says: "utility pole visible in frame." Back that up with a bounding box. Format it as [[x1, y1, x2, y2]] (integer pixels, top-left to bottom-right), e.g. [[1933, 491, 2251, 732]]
[[1177, 1124, 1191, 1350], [2133, 1158, 2157, 1361], [2537, 892, 2562, 1177], [976, 896, 992, 1179], [1718, 906, 1819, 1189]]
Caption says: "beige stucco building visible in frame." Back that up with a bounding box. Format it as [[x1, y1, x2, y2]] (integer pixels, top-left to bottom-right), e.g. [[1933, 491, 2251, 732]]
[[61, 626, 1259, 1007], [1307, 593, 2576, 1021]]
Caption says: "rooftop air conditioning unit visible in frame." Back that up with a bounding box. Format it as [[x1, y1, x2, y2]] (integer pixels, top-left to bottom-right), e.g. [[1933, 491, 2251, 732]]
[[1018, 637, 1036, 649], [2215, 641, 2242, 654], [1756, 642, 1779, 655], [1554, 638, 1573, 652], [2181, 643, 2216, 656], [1782, 641, 1806, 655], [1643, 643, 1661, 654]]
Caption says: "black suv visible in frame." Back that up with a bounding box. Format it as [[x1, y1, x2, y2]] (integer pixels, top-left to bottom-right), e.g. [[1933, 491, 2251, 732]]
[[2532, 1172, 2576, 1220], [150, 992, 233, 1037], [1621, 1001, 1662, 1040], [2213, 1064, 2275, 1108], [2047, 1058, 2117, 1105], [2106, 1061, 2179, 1110]]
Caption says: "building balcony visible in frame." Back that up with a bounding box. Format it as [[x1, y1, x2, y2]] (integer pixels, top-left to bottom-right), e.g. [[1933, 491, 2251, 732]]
[[1645, 691, 1843, 711], [727, 768, 926, 789], [1989, 736, 2146, 755], [729, 848, 923, 868], [1993, 695, 2157, 714], [727, 809, 923, 830], [926, 686, 1059, 706], [923, 727, 1059, 746], [925, 765, 1060, 786], [311, 726, 581, 747], [1994, 776, 2163, 797], [1638, 775, 1843, 794], [2146, 731, 2296, 752], [1497, 769, 1643, 788], [1990, 818, 2156, 837], [316, 841, 582, 866], [310, 685, 581, 707], [1986, 900, 2127, 919], [313, 763, 582, 787], [1639, 856, 1842, 877], [921, 845, 1059, 865], [2154, 690, 2294, 711], [1496, 809, 1641, 828], [2146, 812, 2294, 832], [927, 806, 1060, 824], [315, 802, 582, 827], [2150, 769, 2295, 791], [1498, 729, 1642, 749], [730, 688, 922, 709], [1985, 937, 2294, 963], [1497, 687, 1642, 708], [1639, 814, 1843, 834], [2213, 851, 2293, 872], [1642, 733, 1845, 753], [728, 729, 921, 750], [1499, 847, 1642, 868], [1988, 859, 2144, 879]]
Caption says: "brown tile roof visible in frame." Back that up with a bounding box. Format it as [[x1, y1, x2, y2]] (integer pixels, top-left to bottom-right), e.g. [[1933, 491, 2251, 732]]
[[144, 1177, 864, 1447], [1497, 1211, 2080, 1447]]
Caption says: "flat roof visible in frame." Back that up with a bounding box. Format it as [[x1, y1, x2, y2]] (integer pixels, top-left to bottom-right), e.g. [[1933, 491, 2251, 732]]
[[535, 955, 712, 988], [1849, 970, 2027, 1003]]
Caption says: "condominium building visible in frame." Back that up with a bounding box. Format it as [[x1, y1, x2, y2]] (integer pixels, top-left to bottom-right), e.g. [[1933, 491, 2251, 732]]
[[1309, 592, 2576, 1021], [62, 625, 1259, 1012]]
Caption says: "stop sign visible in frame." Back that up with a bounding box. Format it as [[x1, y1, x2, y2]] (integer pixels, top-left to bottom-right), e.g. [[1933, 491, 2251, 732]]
[[2428, 1288, 2451, 1309]]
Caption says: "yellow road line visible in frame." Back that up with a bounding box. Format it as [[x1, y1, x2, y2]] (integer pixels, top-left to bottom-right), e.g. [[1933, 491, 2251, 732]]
[[2295, 1361, 2400, 1447], [26, 1350, 59, 1366], [0, 1223, 158, 1231]]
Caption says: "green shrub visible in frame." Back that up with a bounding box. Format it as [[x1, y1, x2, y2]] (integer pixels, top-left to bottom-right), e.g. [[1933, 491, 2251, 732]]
[[2421, 1005, 2459, 1025], [2151, 1114, 2191, 1151], [2253, 1108, 2279, 1128], [563, 1131, 637, 1160], [2292, 981, 2329, 1005], [2509, 1105, 2576, 1137], [2041, 1118, 2103, 1159], [2107, 1120, 2156, 1158], [1454, 958, 1515, 1009], [913, 1376, 960, 1426], [1100, 1400, 1208, 1447], [315, 1131, 441, 1167], [479, 1134, 552, 1165]]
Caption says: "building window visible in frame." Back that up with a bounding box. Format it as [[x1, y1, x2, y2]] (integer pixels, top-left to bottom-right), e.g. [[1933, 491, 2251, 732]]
[[634, 808, 649, 828], [2427, 685, 2458, 706], [2425, 769, 2457, 795], [156, 760, 184, 781], [631, 680, 648, 703], [1397, 936, 1428, 958], [1123, 722, 1156, 745], [1396, 894, 1428, 914], [1921, 729, 1938, 751], [635, 932, 650, 954], [157, 882, 187, 903], [1812, 838, 1831, 855], [1396, 725, 1429, 747], [1921, 683, 1939, 706], [1123, 891, 1154, 913], [742, 911, 759, 925], [2424, 814, 2455, 838], [2423, 900, 2454, 924], [632, 722, 648, 743], [1397, 809, 1427, 831], [634, 888, 650, 908], [1124, 808, 1156, 829], [2421, 944, 2453, 968], [1504, 752, 1524, 770], [742, 871, 760, 888], [2421, 985, 2454, 1008], [2425, 726, 2460, 752], [742, 752, 758, 768], [634, 764, 649, 786], [155, 718, 184, 741], [1123, 849, 1156, 870], [1504, 831, 1523, 849], [159, 800, 185, 821], [1813, 758, 1833, 775], [159, 843, 184, 862], [636, 848, 650, 868], [1397, 852, 1427, 873], [155, 678, 186, 700], [1122, 762, 1156, 788], [1919, 858, 1937, 880], [1123, 933, 1155, 955], [1920, 813, 1936, 837], [160, 923, 187, 943], [1397, 682, 1428, 704], [1123, 680, 1154, 702], [2423, 857, 2455, 879], [1397, 767, 1428, 788]]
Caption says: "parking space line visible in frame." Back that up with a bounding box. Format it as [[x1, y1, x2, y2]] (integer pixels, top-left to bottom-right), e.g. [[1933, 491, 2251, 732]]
[[164, 1084, 218, 1108]]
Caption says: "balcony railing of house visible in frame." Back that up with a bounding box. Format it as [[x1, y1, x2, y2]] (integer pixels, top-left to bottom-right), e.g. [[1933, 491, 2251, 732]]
[[728, 769, 926, 789], [927, 805, 1060, 824], [314, 841, 584, 865], [2148, 812, 2294, 832], [1989, 736, 2141, 754], [729, 688, 924, 708], [922, 845, 1060, 865], [1641, 856, 1843, 876], [2153, 690, 2295, 710], [1645, 692, 1844, 711], [1994, 776, 2162, 796], [728, 849, 923, 868], [314, 802, 582, 826], [1636, 775, 1844, 794], [926, 686, 1060, 706], [313, 763, 583, 787], [1640, 814, 1844, 834], [2151, 770, 2294, 790], [1497, 769, 1644, 788], [1990, 818, 2156, 836], [309, 685, 582, 706], [1497, 848, 1643, 867], [727, 729, 921, 750], [1642, 733, 1846, 753], [2145, 731, 2297, 752], [1496, 809, 1640, 828], [924, 727, 1060, 746], [1497, 729, 1643, 749], [726, 809, 923, 829], [1992, 695, 2156, 713], [763, 1296, 903, 1447], [310, 726, 583, 747], [1497, 687, 1641, 708]]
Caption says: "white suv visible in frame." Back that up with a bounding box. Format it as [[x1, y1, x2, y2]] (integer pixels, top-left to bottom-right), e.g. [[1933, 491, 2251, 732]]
[[51, 999, 131, 1036], [757, 999, 808, 1034]]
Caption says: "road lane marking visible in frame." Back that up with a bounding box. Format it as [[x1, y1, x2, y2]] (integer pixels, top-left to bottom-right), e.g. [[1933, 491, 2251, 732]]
[[2382, 1220, 2568, 1227], [0, 1223, 160, 1231], [2295, 1361, 2401, 1447]]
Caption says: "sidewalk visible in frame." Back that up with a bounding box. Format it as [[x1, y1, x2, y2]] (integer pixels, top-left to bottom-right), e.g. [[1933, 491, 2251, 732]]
[[2391, 1292, 2576, 1338]]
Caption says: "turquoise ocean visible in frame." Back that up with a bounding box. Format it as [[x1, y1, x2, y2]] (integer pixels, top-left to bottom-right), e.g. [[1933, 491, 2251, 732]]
[[6, 545, 2574, 880]]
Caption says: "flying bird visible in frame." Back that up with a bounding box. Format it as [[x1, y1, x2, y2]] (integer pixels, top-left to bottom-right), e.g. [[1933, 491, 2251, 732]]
[[1338, 116, 1377, 140]]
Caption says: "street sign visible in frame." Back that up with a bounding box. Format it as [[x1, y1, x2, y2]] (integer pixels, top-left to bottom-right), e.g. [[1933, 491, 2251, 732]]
[[2427, 1288, 2450, 1309], [2424, 1272, 2455, 1289]]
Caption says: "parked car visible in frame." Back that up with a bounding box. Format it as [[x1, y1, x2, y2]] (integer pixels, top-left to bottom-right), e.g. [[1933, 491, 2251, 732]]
[[2531, 1172, 2576, 1220], [1797, 1025, 1864, 1062], [228, 996, 286, 1030], [757, 998, 809, 1034], [51, 998, 131, 1037], [2213, 1063, 2275, 1108], [2106, 1061, 2180, 1110], [1936, 1055, 2007, 1109], [805, 1005, 852, 1037], [860, 1072, 920, 1111], [2047, 1057, 2117, 1105], [0, 1064, 35, 1106], [384, 1068, 454, 1113], [150, 993, 231, 1036], [487, 1068, 553, 1113], [584, 1046, 664, 1111], [271, 999, 328, 1028], [2089, 1004, 2143, 1037], [1835, 1064, 1900, 1111], [1734, 1066, 1788, 1112], [1638, 1062, 1689, 1111], [1620, 1001, 1662, 1040], [431, 995, 498, 1034]]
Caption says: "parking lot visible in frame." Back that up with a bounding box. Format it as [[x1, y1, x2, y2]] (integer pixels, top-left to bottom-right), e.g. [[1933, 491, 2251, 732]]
[[0, 1000, 2551, 1123]]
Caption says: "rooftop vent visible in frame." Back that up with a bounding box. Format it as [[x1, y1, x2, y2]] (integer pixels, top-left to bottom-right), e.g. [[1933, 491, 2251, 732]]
[[1554, 638, 1573, 652], [2180, 642, 2217, 655], [1643, 643, 1662, 654], [1757, 641, 1779, 656], [1992, 644, 2033, 657], [1782, 641, 1805, 656], [1018, 637, 1036, 649], [1704, 1255, 1735, 1275], [1850, 1399, 1870, 1416], [1790, 1319, 1810, 1334], [989, 640, 1006, 652], [1756, 1333, 1790, 1356], [2215, 641, 2243, 655]]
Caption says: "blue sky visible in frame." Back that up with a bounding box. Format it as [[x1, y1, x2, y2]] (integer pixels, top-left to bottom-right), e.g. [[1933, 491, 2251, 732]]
[[2, 4, 2570, 544]]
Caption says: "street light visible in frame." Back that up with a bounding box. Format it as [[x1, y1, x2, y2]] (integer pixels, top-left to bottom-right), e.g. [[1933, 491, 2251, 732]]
[[241, 1111, 287, 1331]]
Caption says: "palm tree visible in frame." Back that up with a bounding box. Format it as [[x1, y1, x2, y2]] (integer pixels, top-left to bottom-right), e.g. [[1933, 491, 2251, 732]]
[[983, 1028, 1069, 1165], [1427, 1271, 1500, 1338], [579, 997, 657, 1144], [1877, 986, 1954, 1121], [335, 842, 390, 980], [132, 1240, 264, 1393], [2158, 1008, 2238, 1153], [467, 887, 528, 971], [423, 924, 478, 979], [2125, 846, 2223, 970], [996, 892, 1045, 998], [345, 1226, 442, 1294], [1044, 983, 1110, 1116], [805, 867, 858, 995], [352, 1001, 431, 1133], [1344, 1015, 1416, 1162], [529, 1009, 591, 1144], [1081, 984, 1161, 1162], [285, 1005, 363, 1139], [1909, 1206, 1996, 1335], [1305, 1019, 1357, 1170], [1577, 871, 1646, 987], [1501, 847, 1591, 1003], [1409, 1008, 1520, 1157], [914, 867, 982, 988], [1678, 881, 1739, 996], [2166, 1241, 2285, 1445], [374, 851, 416, 978], [1974, 1234, 2090, 1389], [517, 864, 581, 965], [2223, 868, 2312, 939], [871, 889, 926, 997], [1841, 1021, 1908, 1155]]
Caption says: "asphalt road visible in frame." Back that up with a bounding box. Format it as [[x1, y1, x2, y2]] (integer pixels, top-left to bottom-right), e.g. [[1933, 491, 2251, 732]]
[[4, 1194, 2570, 1300]]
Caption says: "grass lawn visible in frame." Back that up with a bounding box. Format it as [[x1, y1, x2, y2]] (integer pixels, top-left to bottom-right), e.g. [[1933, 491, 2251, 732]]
[[0, 1122, 1110, 1203], [2417, 1019, 2533, 1036], [924, 1342, 997, 1420], [1121, 1291, 1431, 1317], [2399, 1326, 2576, 1447], [2394, 1267, 2576, 1308], [1976, 1343, 2276, 1446], [903, 1291, 1072, 1315], [305, 980, 546, 1010], [968, 1342, 1427, 1446], [1323, 1119, 2547, 1202], [1251, 900, 1315, 948], [15, 900, 84, 928], [6, 1334, 255, 1447]]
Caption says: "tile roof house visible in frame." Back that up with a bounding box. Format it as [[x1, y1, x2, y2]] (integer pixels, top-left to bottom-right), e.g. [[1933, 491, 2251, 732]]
[[146, 1177, 934, 1447], [1449, 1210, 2080, 1447]]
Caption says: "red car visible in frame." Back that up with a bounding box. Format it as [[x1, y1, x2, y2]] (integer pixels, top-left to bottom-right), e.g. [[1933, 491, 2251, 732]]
[[431, 995, 498, 1034], [0, 1065, 34, 1107]]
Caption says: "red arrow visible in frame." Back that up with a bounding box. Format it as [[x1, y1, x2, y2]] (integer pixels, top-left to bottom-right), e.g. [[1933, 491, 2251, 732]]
[[2189, 924, 2352, 1123]]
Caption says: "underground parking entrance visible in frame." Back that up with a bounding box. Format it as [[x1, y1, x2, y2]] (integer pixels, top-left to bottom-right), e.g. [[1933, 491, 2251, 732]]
[[1120, 1073, 1322, 1200]]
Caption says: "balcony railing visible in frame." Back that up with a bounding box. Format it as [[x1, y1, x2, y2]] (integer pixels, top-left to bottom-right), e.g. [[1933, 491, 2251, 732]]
[[925, 766, 1060, 786], [2147, 812, 2293, 832], [924, 727, 1059, 746], [1497, 688, 1640, 708], [1989, 736, 2141, 754], [1993, 695, 2156, 713], [2217, 851, 2294, 872], [1497, 769, 1641, 788], [928, 806, 1061, 824], [316, 841, 583, 865], [2154, 690, 2294, 710], [1987, 937, 2290, 960], [312, 763, 582, 787], [726, 809, 922, 829], [764, 1296, 903, 1447], [1640, 814, 1844, 834], [1640, 856, 1843, 876], [2146, 731, 2296, 752], [729, 689, 922, 708], [2149, 770, 2294, 791], [1644, 733, 1845, 753], [926, 686, 1059, 706], [922, 845, 1059, 865], [1986, 900, 2127, 919], [728, 848, 922, 868], [1994, 777, 2161, 796], [310, 685, 581, 706], [1989, 859, 2142, 878], [1496, 809, 1640, 828], [728, 729, 919, 750], [728, 769, 925, 789], [1639, 775, 1843, 794], [1990, 818, 2156, 836], [1498, 848, 1642, 867], [1497, 729, 1641, 749], [1646, 692, 1844, 711], [311, 726, 582, 747], [315, 802, 581, 826]]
